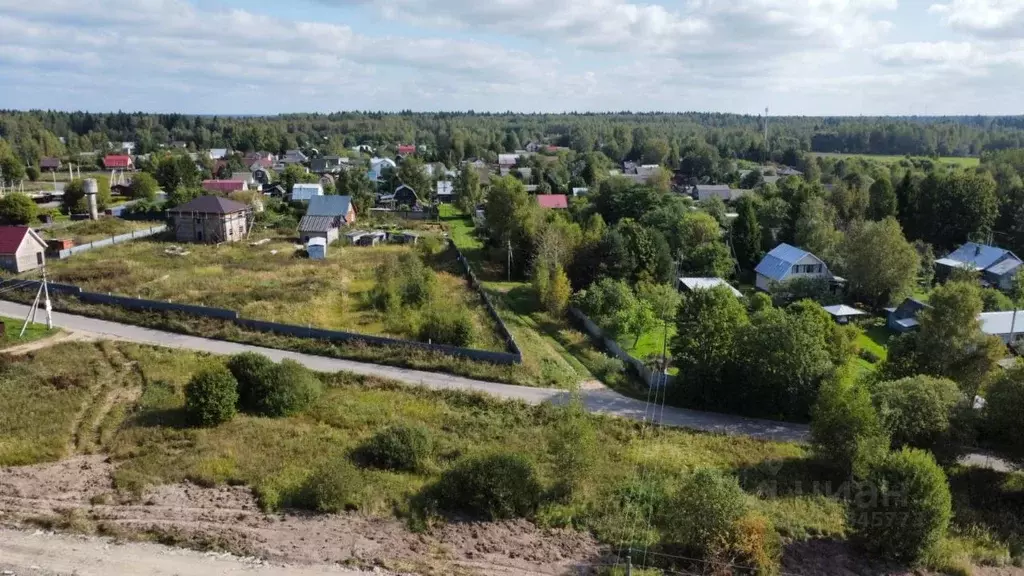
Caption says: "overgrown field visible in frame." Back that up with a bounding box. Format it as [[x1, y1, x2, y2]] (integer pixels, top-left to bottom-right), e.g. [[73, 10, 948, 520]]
[[810, 152, 980, 168], [1, 341, 1019, 573], [40, 218, 162, 245], [42, 231, 505, 352]]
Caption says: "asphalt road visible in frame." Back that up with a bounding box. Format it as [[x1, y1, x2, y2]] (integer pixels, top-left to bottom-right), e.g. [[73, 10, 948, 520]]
[[0, 301, 809, 443]]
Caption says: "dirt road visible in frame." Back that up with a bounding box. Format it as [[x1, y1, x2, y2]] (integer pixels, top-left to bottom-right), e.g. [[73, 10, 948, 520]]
[[0, 528, 380, 576]]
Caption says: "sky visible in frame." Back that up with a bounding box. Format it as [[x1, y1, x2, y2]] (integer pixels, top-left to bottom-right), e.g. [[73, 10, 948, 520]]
[[0, 0, 1022, 115]]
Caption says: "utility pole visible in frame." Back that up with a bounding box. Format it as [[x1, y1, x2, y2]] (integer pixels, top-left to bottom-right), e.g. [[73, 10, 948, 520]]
[[42, 267, 52, 330], [21, 279, 44, 337], [764, 106, 770, 162]]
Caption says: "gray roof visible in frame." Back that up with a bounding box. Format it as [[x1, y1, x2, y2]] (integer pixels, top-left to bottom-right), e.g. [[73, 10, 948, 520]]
[[679, 277, 742, 297], [979, 310, 1024, 336], [307, 195, 352, 218], [298, 215, 338, 233], [168, 195, 248, 214], [822, 304, 867, 317], [987, 258, 1023, 276], [755, 243, 815, 281]]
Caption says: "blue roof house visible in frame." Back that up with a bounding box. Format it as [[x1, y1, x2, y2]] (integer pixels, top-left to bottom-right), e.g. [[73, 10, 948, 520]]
[[935, 242, 1022, 291], [754, 243, 833, 292], [307, 195, 356, 224]]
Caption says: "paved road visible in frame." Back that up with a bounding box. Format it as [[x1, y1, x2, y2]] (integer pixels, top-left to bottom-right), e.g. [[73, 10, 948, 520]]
[[0, 301, 808, 443]]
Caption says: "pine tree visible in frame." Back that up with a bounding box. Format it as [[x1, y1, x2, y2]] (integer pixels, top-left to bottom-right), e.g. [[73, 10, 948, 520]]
[[732, 197, 763, 271]]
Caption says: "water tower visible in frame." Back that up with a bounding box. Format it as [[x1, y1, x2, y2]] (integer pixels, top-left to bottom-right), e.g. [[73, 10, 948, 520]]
[[83, 178, 99, 220]]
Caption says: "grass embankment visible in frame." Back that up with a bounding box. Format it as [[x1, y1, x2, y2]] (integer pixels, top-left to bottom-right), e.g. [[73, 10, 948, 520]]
[[42, 229, 505, 352], [853, 320, 891, 373], [440, 206, 640, 391], [0, 315, 58, 349], [40, 218, 163, 245], [811, 152, 980, 168], [2, 341, 1020, 571]]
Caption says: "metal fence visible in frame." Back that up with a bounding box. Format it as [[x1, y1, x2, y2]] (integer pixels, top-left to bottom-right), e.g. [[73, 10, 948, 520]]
[[569, 307, 675, 388], [57, 225, 168, 259]]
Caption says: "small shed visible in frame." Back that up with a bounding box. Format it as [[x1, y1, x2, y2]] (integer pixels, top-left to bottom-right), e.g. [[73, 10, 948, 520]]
[[885, 297, 931, 332], [822, 304, 868, 324], [306, 237, 327, 260], [298, 215, 340, 245], [391, 231, 420, 245], [351, 230, 386, 247]]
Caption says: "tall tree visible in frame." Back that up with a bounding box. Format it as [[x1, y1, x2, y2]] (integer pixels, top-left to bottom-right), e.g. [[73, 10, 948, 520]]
[[868, 177, 897, 221], [671, 286, 749, 407], [840, 218, 919, 306], [794, 196, 842, 263], [453, 165, 481, 214], [732, 196, 763, 271]]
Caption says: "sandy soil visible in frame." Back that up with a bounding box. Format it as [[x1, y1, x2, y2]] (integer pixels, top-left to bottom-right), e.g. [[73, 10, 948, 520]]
[[0, 457, 607, 576]]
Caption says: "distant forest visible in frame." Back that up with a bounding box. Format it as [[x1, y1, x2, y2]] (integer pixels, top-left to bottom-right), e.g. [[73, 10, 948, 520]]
[[3, 110, 1024, 166]]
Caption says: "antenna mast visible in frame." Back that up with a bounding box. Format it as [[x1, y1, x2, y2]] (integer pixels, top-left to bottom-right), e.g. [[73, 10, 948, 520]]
[[764, 106, 770, 160]]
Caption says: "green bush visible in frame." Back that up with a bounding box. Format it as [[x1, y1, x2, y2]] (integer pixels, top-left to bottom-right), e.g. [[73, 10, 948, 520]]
[[238, 359, 322, 417], [811, 374, 889, 478], [419, 307, 474, 347], [298, 459, 364, 513], [226, 352, 277, 411], [983, 365, 1024, 460], [850, 448, 952, 563], [871, 375, 965, 452], [662, 468, 781, 575], [0, 192, 39, 225], [184, 365, 239, 427], [434, 453, 542, 520], [548, 400, 597, 497], [357, 425, 432, 472]]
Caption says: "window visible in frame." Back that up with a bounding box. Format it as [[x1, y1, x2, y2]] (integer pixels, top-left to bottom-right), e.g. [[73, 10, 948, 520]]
[[36, 252, 43, 265]]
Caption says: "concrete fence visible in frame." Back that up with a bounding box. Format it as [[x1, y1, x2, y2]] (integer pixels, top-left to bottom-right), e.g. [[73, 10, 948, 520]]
[[57, 225, 168, 259], [569, 307, 675, 388]]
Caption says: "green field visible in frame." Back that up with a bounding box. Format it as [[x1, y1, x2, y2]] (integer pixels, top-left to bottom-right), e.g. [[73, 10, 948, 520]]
[[853, 321, 891, 372], [40, 218, 163, 245], [812, 152, 980, 168], [42, 229, 505, 352], [0, 315, 58, 349]]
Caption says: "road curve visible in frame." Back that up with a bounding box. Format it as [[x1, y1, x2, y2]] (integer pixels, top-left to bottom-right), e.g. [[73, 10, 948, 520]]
[[0, 300, 810, 443]]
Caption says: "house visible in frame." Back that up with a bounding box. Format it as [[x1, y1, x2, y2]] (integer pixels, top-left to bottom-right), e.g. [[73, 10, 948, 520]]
[[397, 144, 416, 156], [394, 184, 419, 207], [979, 311, 1024, 344], [692, 184, 745, 202], [290, 183, 323, 202], [822, 304, 868, 325], [498, 153, 520, 168], [230, 172, 255, 186], [103, 155, 134, 170], [248, 158, 274, 172], [310, 156, 346, 174], [261, 183, 286, 198], [208, 148, 229, 160], [754, 243, 834, 292], [252, 168, 272, 186], [281, 150, 308, 164], [0, 227, 48, 273], [307, 195, 356, 224], [436, 181, 454, 203], [778, 166, 803, 177], [120, 142, 136, 154], [368, 157, 397, 182], [202, 180, 248, 193], [935, 242, 1023, 291], [298, 215, 341, 245], [885, 297, 932, 332], [39, 157, 61, 171], [537, 194, 568, 209], [677, 277, 743, 298], [306, 237, 327, 260], [166, 196, 249, 243], [635, 165, 661, 179], [572, 187, 589, 197]]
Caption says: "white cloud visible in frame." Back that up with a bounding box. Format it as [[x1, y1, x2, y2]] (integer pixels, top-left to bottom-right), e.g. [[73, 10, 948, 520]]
[[929, 0, 1024, 38]]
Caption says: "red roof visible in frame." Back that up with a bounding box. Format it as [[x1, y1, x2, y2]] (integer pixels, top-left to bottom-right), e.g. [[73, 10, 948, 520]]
[[397, 145, 416, 155], [103, 155, 133, 169], [537, 194, 569, 209], [0, 227, 31, 254], [202, 180, 247, 192]]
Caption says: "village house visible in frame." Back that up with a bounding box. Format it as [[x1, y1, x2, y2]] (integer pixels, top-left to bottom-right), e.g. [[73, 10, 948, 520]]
[[498, 153, 520, 168], [0, 227, 48, 273], [298, 195, 356, 245], [202, 180, 248, 193], [935, 242, 1023, 291], [885, 297, 932, 332], [397, 144, 416, 157], [754, 243, 836, 292], [691, 184, 746, 202], [537, 194, 568, 210], [167, 196, 249, 244], [436, 181, 454, 203], [102, 155, 134, 171], [39, 157, 61, 171], [367, 157, 397, 183], [394, 184, 419, 207], [281, 150, 308, 165], [309, 156, 348, 174], [290, 183, 324, 202], [208, 148, 229, 160]]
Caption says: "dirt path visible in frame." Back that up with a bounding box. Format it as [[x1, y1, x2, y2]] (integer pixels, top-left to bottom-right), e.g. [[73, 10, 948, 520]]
[[0, 528, 383, 576], [0, 458, 606, 576]]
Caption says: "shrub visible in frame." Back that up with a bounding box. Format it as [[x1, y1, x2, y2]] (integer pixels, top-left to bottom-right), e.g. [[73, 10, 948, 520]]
[[662, 468, 781, 574], [357, 425, 432, 472], [0, 192, 39, 225], [849, 448, 952, 563], [419, 307, 474, 347], [811, 374, 889, 478], [184, 365, 239, 426], [434, 453, 542, 520], [548, 400, 597, 497], [983, 365, 1024, 460], [226, 352, 277, 411], [871, 375, 965, 452], [858, 349, 881, 364], [240, 359, 323, 417], [298, 459, 364, 513]]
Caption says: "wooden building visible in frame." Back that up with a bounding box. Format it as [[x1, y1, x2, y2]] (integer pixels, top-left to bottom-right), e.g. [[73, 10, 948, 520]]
[[167, 196, 249, 244], [0, 227, 48, 273]]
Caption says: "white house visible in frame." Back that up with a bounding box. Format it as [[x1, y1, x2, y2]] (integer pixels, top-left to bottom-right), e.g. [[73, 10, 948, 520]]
[[290, 183, 324, 202], [754, 243, 834, 292], [367, 157, 397, 183]]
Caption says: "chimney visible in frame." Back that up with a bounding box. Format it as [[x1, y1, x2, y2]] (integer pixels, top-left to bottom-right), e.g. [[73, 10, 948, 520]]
[[975, 244, 983, 256], [83, 178, 99, 221]]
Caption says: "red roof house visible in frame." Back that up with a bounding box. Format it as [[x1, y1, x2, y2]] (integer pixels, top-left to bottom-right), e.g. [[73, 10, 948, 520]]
[[536, 194, 569, 209], [0, 226, 48, 273], [103, 155, 134, 170], [202, 180, 248, 193], [397, 144, 416, 156]]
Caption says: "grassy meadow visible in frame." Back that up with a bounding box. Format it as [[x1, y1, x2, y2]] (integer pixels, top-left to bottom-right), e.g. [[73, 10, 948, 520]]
[[1, 340, 1020, 571], [42, 230, 505, 352], [0, 316, 58, 349], [40, 218, 163, 245], [811, 152, 980, 168]]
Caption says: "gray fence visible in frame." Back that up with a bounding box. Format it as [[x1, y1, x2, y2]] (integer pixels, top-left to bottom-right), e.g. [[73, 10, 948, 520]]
[[57, 225, 168, 259], [448, 242, 522, 360], [0, 274, 522, 365], [569, 307, 675, 388]]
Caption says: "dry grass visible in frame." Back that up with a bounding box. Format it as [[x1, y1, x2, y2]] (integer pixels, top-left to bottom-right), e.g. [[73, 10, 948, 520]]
[[44, 232, 505, 351], [40, 218, 162, 245]]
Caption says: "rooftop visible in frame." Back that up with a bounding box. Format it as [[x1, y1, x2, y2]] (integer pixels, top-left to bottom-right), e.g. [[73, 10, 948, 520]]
[[168, 195, 248, 214], [678, 277, 743, 298]]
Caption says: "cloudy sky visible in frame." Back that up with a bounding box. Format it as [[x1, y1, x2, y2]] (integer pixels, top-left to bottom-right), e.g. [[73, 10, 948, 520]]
[[0, 0, 1021, 115]]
